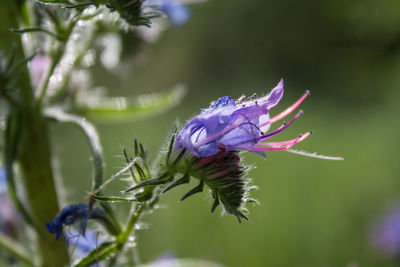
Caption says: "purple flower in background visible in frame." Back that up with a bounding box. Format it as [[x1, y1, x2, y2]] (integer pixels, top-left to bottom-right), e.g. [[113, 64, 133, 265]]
[[46, 203, 104, 240], [142, 253, 225, 267], [150, 0, 190, 26], [174, 79, 312, 158], [0, 167, 6, 194], [65, 229, 104, 266], [28, 54, 50, 89], [0, 167, 20, 237], [0, 196, 19, 237], [370, 204, 400, 257], [66, 229, 101, 258]]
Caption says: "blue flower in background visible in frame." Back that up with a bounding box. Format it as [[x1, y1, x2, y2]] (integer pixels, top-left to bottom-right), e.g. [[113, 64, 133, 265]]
[[146, 0, 190, 26], [0, 167, 19, 237], [0, 196, 19, 237], [159, 0, 190, 26], [0, 167, 6, 194], [66, 229, 101, 258], [370, 204, 400, 258], [46, 203, 104, 240]]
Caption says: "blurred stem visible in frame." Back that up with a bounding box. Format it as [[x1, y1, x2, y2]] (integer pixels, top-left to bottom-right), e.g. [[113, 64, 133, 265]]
[[49, 16, 98, 104], [17, 107, 70, 267], [12, 1, 70, 266], [0, 233, 35, 265], [1, 91, 19, 108]]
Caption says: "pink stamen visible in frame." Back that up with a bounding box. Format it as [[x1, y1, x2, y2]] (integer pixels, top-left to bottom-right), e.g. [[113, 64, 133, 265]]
[[253, 131, 311, 151], [260, 136, 304, 147], [258, 110, 303, 141], [260, 90, 309, 128]]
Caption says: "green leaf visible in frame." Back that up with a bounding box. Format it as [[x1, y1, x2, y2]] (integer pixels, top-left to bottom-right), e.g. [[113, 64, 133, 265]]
[[73, 241, 120, 267], [77, 85, 187, 122], [90, 195, 136, 202]]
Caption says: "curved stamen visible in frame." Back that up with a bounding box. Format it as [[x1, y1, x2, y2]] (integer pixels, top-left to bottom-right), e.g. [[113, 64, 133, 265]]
[[253, 131, 311, 151], [260, 90, 309, 128], [258, 132, 310, 147], [258, 110, 303, 141]]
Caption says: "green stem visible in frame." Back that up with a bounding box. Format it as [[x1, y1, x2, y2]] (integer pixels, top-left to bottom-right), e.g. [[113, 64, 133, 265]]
[[0, 233, 35, 265], [1, 91, 19, 108], [116, 190, 161, 265], [11, 2, 70, 266], [118, 204, 146, 244], [17, 108, 70, 267]]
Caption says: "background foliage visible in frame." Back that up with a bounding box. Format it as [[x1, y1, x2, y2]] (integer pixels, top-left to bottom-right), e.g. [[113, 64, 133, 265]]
[[1, 0, 400, 266]]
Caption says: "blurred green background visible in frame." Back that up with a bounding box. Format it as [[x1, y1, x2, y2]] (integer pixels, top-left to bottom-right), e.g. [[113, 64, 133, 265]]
[[3, 0, 400, 266]]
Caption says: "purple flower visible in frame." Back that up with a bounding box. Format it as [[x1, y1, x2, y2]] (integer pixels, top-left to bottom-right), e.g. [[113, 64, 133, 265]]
[[174, 79, 311, 158], [157, 0, 190, 26], [46, 203, 104, 240], [370, 204, 400, 257], [126, 80, 342, 221]]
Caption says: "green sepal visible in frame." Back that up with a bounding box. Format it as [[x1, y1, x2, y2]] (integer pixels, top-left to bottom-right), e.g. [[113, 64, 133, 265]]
[[133, 186, 156, 202], [170, 148, 186, 168], [165, 133, 176, 166], [211, 191, 220, 213], [123, 147, 137, 182], [122, 172, 172, 193], [181, 179, 204, 201], [163, 174, 189, 193]]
